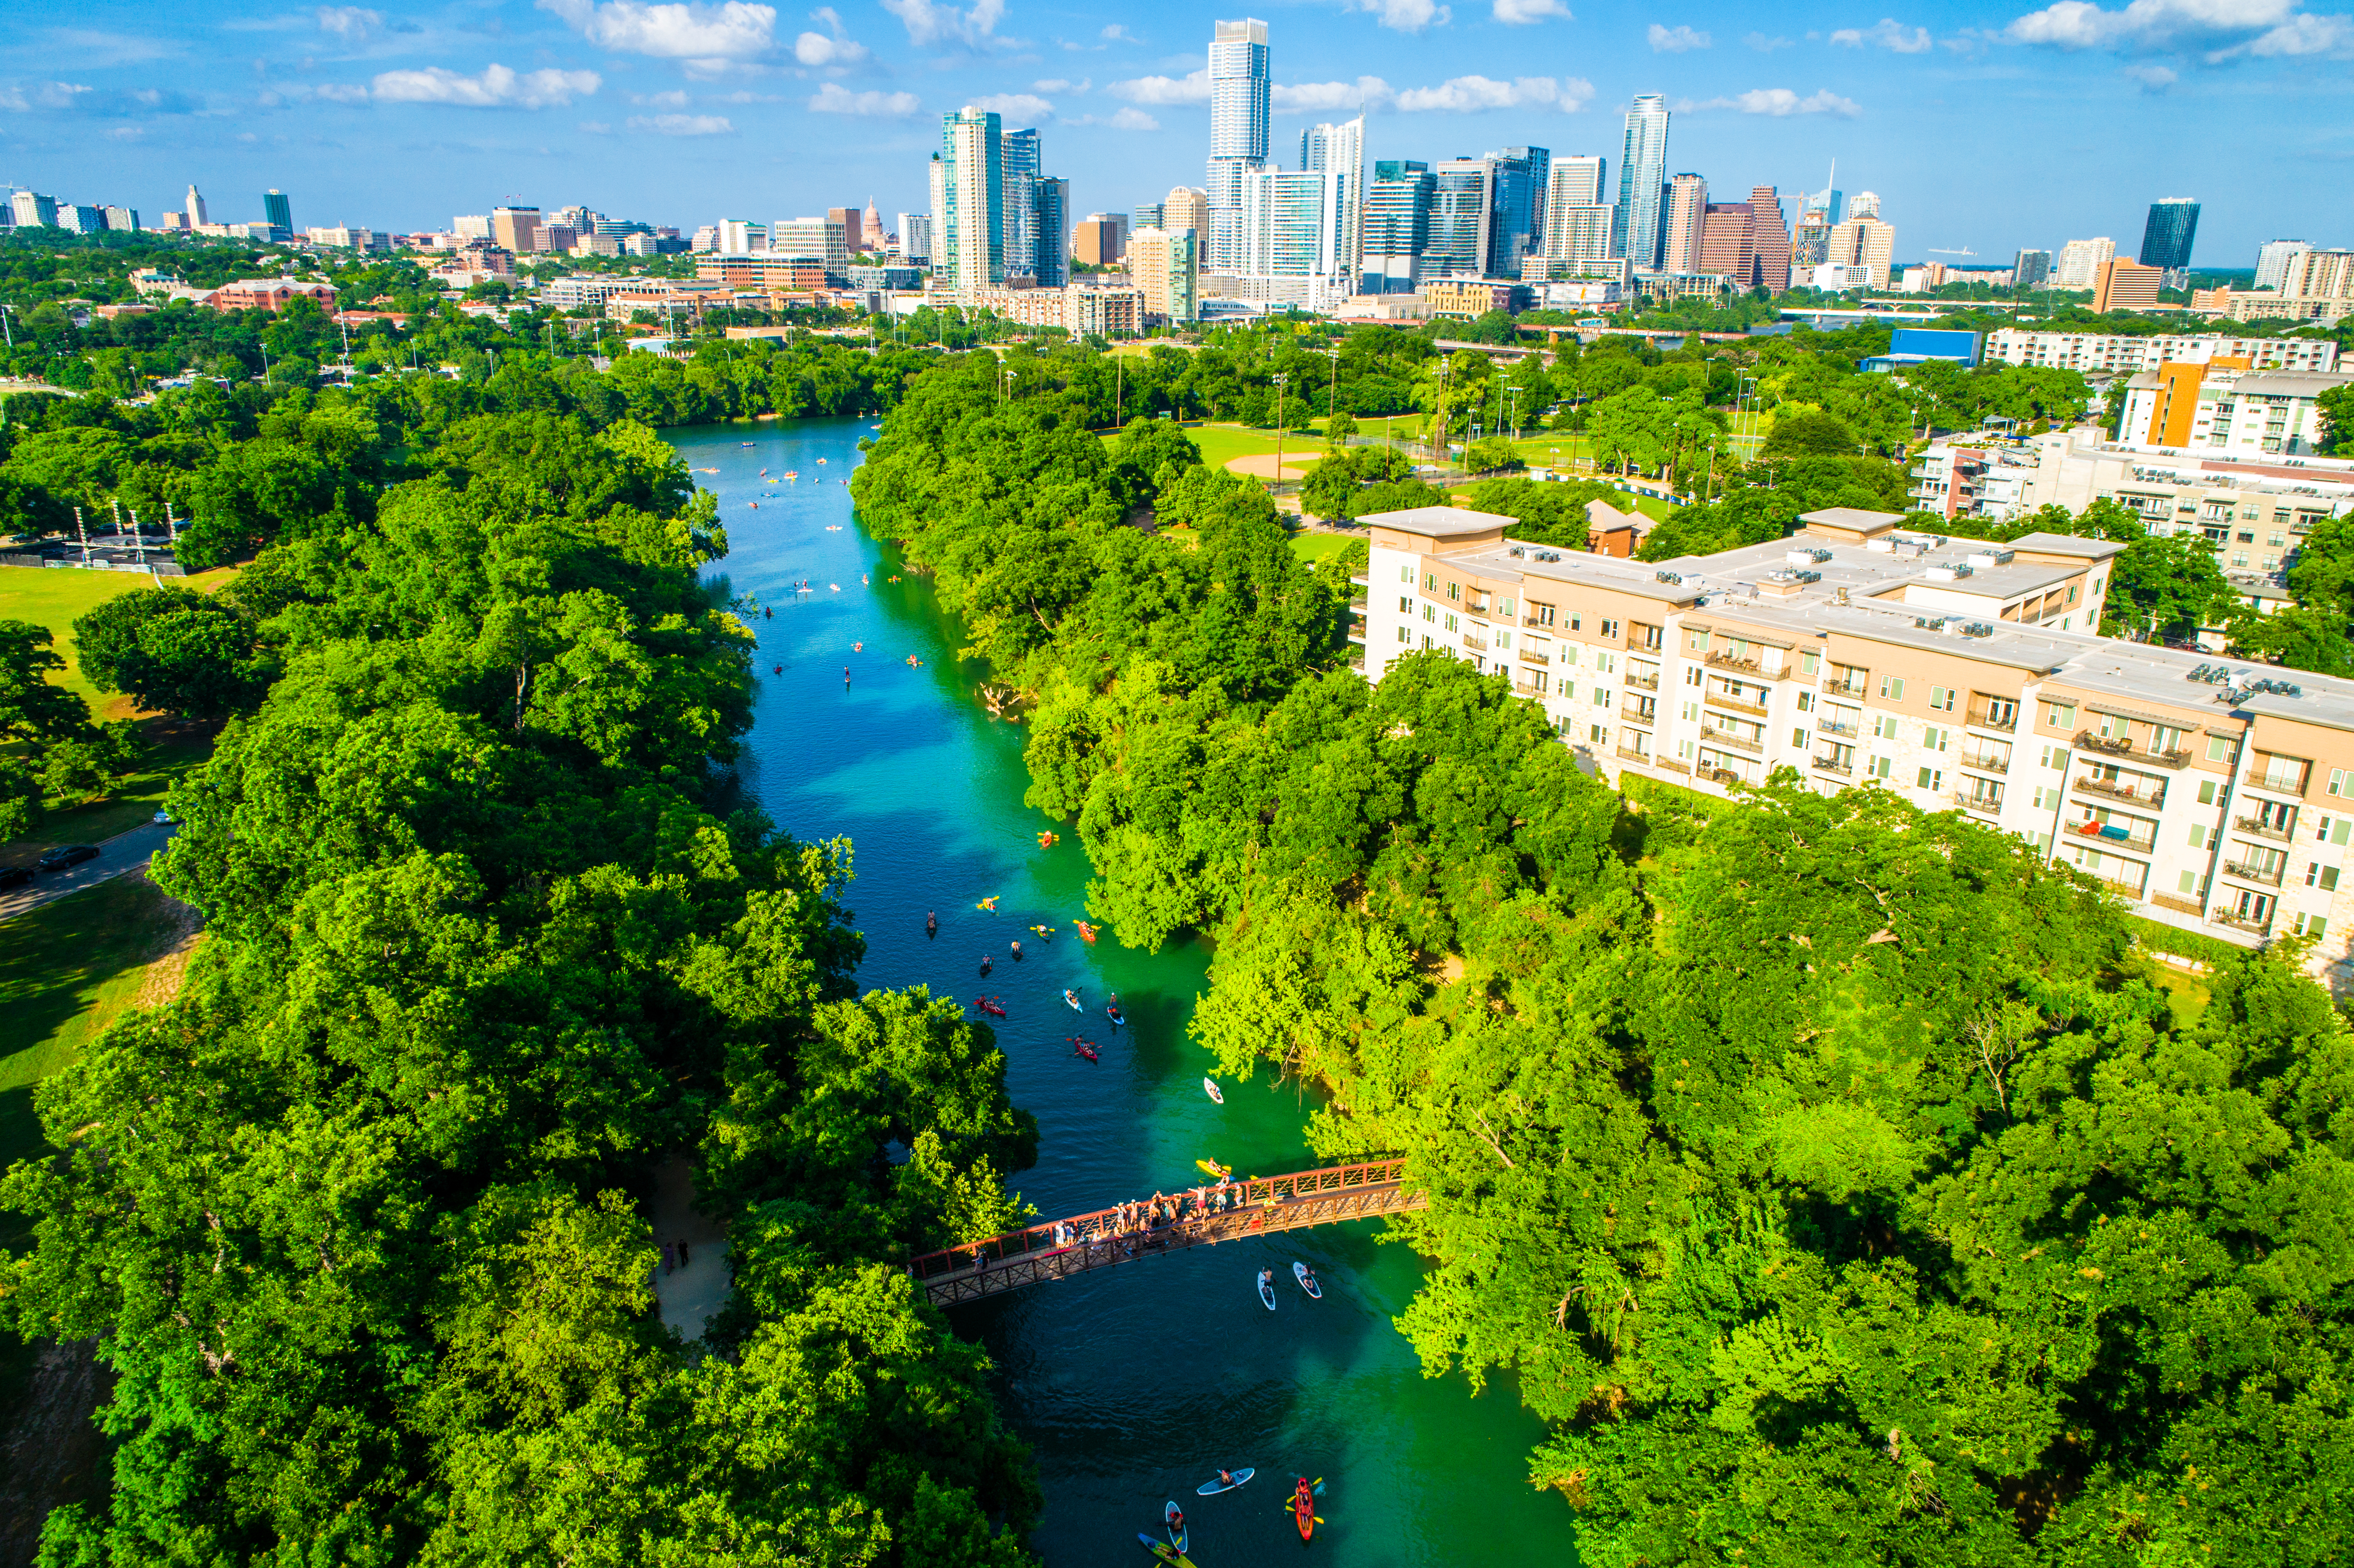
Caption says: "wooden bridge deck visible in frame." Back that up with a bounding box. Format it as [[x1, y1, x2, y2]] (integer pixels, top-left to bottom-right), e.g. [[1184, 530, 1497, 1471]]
[[906, 1156, 1422, 1308]]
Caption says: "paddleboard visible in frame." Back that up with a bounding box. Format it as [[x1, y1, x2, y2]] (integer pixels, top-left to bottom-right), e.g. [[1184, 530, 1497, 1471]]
[[1203, 1078, 1224, 1104], [1165, 1501, 1187, 1554], [1134, 1533, 1194, 1567], [1294, 1261, 1322, 1299], [1196, 1467, 1254, 1496], [1258, 1273, 1277, 1311]]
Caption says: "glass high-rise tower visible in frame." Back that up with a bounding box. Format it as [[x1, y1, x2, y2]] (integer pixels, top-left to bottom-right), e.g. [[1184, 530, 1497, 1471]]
[[1205, 18, 1271, 272], [263, 190, 293, 242], [1299, 115, 1365, 282], [1001, 128, 1041, 282], [2138, 198, 2200, 272], [935, 107, 1005, 293], [1614, 94, 1671, 272]]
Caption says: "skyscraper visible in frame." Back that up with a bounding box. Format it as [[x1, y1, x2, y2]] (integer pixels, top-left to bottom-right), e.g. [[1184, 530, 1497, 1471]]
[[1361, 160, 1434, 294], [1540, 157, 1613, 270], [2055, 237, 2115, 288], [2255, 239, 2311, 292], [1164, 187, 1210, 237], [828, 205, 864, 255], [1000, 127, 1042, 282], [186, 184, 208, 227], [898, 212, 933, 262], [2013, 248, 2053, 289], [1239, 169, 1339, 277], [1662, 173, 1708, 273], [1748, 184, 1792, 294], [2139, 198, 2199, 272], [1426, 159, 1495, 279], [1205, 18, 1271, 272], [1034, 179, 1071, 285], [1614, 94, 1670, 270], [493, 205, 543, 253], [1485, 146, 1550, 276], [1299, 116, 1365, 282], [937, 107, 1005, 292], [1826, 196, 1895, 288], [1130, 227, 1199, 322], [263, 190, 293, 242]]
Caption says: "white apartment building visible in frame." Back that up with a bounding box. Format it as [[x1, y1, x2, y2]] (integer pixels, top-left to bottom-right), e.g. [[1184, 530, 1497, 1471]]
[[2055, 238, 2116, 288], [2115, 363, 2350, 459], [1356, 504, 2354, 987], [2014, 426, 2354, 563], [1986, 330, 2339, 376]]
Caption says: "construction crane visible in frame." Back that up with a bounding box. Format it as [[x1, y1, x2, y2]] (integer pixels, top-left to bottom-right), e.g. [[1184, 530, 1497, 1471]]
[[1927, 246, 1977, 257]]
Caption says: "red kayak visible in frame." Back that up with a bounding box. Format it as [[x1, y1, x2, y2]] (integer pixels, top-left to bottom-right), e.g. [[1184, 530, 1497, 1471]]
[[972, 997, 1007, 1018], [1293, 1477, 1315, 1542]]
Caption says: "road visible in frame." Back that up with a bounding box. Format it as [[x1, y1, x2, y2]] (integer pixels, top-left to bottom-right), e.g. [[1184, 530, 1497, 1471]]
[[0, 820, 176, 923]]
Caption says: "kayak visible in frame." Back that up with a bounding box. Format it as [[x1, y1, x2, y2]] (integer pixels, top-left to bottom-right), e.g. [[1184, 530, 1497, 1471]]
[[1258, 1273, 1277, 1311], [1106, 1002, 1124, 1026], [1294, 1261, 1322, 1299], [1293, 1479, 1317, 1542], [1195, 1159, 1231, 1180], [1064, 990, 1083, 1011], [1165, 1501, 1187, 1554], [1203, 1078, 1224, 1105], [1135, 1534, 1195, 1567], [1196, 1467, 1255, 1496]]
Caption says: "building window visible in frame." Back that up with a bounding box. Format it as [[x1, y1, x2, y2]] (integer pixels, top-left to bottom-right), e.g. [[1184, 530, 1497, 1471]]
[[1879, 675, 1907, 701], [1567, 613, 1582, 631], [1447, 581, 1461, 601], [2045, 701, 2077, 730], [1801, 650, 1820, 677], [1499, 598, 1516, 617], [1595, 688, 1613, 708], [1685, 666, 1702, 687], [1423, 604, 1436, 621], [2308, 863, 2341, 892], [1796, 691, 1814, 712], [1591, 724, 1608, 745], [1424, 571, 1437, 591], [1917, 767, 1944, 792], [2209, 735, 2238, 763], [1682, 702, 1699, 722], [2189, 823, 2207, 848], [1399, 596, 1412, 612], [1444, 613, 1459, 632], [1497, 631, 1513, 651], [1401, 564, 1414, 583], [2295, 912, 2330, 940], [1793, 728, 1808, 748], [2198, 779, 2218, 804], [1870, 755, 1893, 779], [1687, 629, 1708, 651], [1600, 619, 1620, 641], [1928, 685, 1955, 712], [1874, 715, 1900, 740], [2329, 767, 2351, 797], [2232, 553, 2250, 569], [1397, 626, 1411, 643]]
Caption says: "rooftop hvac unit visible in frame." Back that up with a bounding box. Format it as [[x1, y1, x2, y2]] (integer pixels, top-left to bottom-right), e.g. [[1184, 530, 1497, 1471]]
[[1655, 570, 1684, 584], [1913, 616, 1948, 631], [1784, 547, 1834, 566], [1924, 564, 1974, 581], [1534, 550, 1562, 562], [1507, 545, 1527, 557], [1958, 621, 1995, 637], [1965, 548, 2015, 567]]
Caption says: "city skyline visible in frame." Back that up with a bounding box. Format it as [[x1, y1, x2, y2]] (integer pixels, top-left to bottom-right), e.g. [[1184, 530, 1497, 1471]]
[[2, 1, 2347, 263]]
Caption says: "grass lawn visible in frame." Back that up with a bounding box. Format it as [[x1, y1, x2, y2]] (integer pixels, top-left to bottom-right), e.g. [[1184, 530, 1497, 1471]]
[[0, 875, 192, 1209], [1287, 532, 1360, 564], [1112, 422, 1334, 475]]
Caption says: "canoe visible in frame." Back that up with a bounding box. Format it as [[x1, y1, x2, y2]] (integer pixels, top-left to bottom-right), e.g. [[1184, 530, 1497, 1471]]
[[1165, 1501, 1187, 1554], [1195, 1467, 1254, 1496], [1294, 1261, 1322, 1299], [1203, 1078, 1224, 1105], [1258, 1273, 1277, 1311]]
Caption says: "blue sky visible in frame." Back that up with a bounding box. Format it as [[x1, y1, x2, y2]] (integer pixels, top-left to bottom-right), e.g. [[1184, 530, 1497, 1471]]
[[2, 0, 2347, 266]]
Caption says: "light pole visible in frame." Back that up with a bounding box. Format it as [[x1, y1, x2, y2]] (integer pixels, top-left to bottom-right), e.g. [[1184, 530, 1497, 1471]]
[[1271, 372, 1289, 497]]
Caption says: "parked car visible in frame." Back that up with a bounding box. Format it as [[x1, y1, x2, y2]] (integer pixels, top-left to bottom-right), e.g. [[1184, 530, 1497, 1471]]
[[35, 844, 99, 873], [0, 865, 33, 890]]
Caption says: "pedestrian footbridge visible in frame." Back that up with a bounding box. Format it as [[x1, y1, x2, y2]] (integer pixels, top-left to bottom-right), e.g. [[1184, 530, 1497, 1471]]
[[905, 1156, 1421, 1308]]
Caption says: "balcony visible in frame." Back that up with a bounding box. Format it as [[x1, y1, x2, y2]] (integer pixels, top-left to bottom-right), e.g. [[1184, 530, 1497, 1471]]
[[1620, 704, 1656, 727], [2221, 859, 2286, 888], [2070, 820, 2154, 855], [1823, 678, 1869, 700], [1704, 651, 1775, 677], [1623, 670, 1660, 692], [1816, 717, 1861, 739], [2074, 774, 2165, 809], [1346, 626, 1367, 645], [1349, 571, 1370, 587], [1960, 749, 2012, 773], [1513, 679, 1544, 698], [1812, 755, 1853, 776], [2149, 892, 2205, 917], [1519, 648, 1550, 666], [2211, 908, 2273, 936], [1616, 745, 1653, 766], [2233, 814, 2296, 842], [1707, 690, 1769, 717], [2072, 730, 2192, 769], [2244, 771, 2310, 799], [1698, 766, 1744, 787], [1704, 730, 1764, 755], [1462, 634, 1489, 652], [1954, 791, 2004, 817], [1522, 615, 1554, 630], [1964, 706, 2018, 733], [2088, 872, 2149, 900]]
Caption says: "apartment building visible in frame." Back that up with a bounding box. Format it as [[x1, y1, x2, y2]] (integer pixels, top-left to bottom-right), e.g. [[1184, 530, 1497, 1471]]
[[2092, 257, 2163, 313], [1985, 330, 2338, 376], [2115, 361, 2349, 458], [1907, 439, 2036, 520], [1355, 503, 2354, 985], [963, 285, 1143, 336], [2015, 426, 2353, 560]]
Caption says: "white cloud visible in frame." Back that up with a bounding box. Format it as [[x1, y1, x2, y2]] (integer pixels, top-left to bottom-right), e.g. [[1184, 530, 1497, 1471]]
[[1273, 75, 1394, 111], [371, 63, 602, 107], [969, 90, 1052, 118], [794, 6, 870, 64], [808, 81, 921, 113], [1062, 105, 1160, 128], [628, 110, 734, 131], [632, 87, 690, 105], [1745, 30, 1794, 47], [2004, 0, 2346, 56], [2123, 60, 2179, 84], [1108, 68, 1209, 103], [880, 0, 1006, 47], [1493, 0, 1571, 22], [1829, 17, 1934, 50], [1395, 73, 1593, 111], [1033, 76, 1089, 91], [1678, 85, 1862, 115], [314, 82, 371, 102], [580, 118, 613, 131], [1344, 0, 1452, 33], [536, 0, 777, 59], [1101, 23, 1133, 40], [316, 6, 382, 43], [1648, 22, 1712, 49]]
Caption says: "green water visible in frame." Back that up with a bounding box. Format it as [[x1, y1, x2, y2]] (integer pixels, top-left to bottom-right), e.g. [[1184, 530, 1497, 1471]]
[[686, 418, 1572, 1566]]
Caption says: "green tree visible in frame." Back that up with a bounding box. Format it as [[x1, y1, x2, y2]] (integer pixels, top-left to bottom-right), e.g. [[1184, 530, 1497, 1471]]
[[73, 584, 269, 719]]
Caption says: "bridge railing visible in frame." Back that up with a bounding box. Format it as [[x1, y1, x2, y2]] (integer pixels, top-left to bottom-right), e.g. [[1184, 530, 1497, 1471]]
[[905, 1154, 1409, 1285]]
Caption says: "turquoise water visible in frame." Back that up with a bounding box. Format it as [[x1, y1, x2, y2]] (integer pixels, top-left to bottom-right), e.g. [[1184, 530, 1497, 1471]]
[[684, 417, 1572, 1567]]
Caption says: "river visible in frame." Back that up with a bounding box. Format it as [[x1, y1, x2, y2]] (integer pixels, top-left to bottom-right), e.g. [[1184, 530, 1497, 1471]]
[[680, 417, 1572, 1567]]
